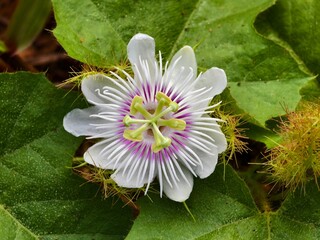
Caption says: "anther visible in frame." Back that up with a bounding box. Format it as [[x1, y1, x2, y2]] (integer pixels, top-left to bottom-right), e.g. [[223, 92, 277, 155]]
[[169, 102, 179, 112], [130, 96, 152, 119], [123, 115, 132, 127], [151, 122, 172, 153], [123, 123, 149, 142], [158, 119, 186, 130], [154, 92, 172, 116], [156, 92, 172, 105], [123, 115, 150, 126]]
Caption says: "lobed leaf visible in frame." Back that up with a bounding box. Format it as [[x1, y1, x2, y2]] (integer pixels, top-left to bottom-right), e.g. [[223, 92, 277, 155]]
[[52, 0, 313, 128], [255, 0, 320, 101], [127, 165, 320, 239]]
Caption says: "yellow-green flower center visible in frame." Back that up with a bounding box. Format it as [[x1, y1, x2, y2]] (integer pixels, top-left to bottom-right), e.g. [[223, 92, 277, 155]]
[[123, 92, 186, 153]]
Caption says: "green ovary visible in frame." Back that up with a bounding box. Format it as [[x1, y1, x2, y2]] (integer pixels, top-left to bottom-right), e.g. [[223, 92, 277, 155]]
[[122, 92, 186, 153]]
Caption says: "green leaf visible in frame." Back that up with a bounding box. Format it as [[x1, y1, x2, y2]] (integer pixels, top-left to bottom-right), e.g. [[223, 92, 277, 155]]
[[228, 77, 313, 126], [127, 165, 262, 240], [273, 182, 320, 239], [52, 0, 312, 127], [255, 0, 320, 77], [172, 0, 313, 127], [127, 164, 320, 239], [0, 41, 6, 53], [5, 0, 51, 52], [0, 72, 132, 239], [0, 205, 37, 240], [243, 123, 280, 148], [254, 0, 320, 100], [52, 0, 197, 67]]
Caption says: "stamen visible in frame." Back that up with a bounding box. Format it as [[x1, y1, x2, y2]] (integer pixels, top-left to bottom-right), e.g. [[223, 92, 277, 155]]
[[154, 92, 172, 115], [123, 123, 149, 141], [151, 122, 172, 153], [158, 119, 186, 130], [123, 115, 150, 126], [153, 102, 179, 120], [123, 92, 186, 152], [130, 96, 152, 119]]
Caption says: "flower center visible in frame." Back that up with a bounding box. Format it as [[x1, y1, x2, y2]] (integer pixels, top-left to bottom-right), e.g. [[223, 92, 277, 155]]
[[122, 92, 186, 153]]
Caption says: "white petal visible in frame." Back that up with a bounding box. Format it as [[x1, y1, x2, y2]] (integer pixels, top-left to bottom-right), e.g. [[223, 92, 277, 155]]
[[193, 145, 218, 179], [197, 67, 227, 95], [81, 74, 124, 105], [63, 106, 105, 137], [84, 142, 116, 169], [127, 33, 157, 78], [111, 161, 155, 188], [162, 165, 194, 202], [111, 171, 144, 188], [193, 67, 227, 109], [209, 121, 227, 154], [85, 138, 143, 171], [195, 117, 227, 153], [190, 118, 227, 178], [165, 46, 197, 86]]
